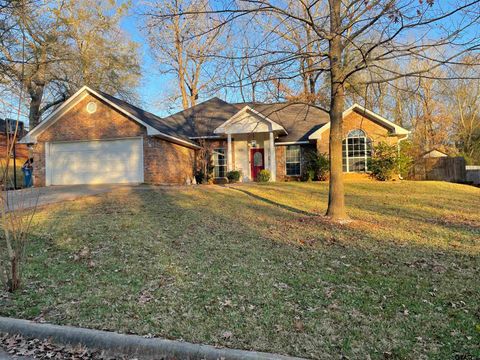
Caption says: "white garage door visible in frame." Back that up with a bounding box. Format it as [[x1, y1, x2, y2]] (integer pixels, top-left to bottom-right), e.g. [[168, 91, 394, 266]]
[[47, 138, 143, 185]]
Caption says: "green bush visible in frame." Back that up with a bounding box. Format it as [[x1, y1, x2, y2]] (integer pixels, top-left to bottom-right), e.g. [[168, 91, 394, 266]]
[[256, 169, 271, 182], [368, 142, 413, 181], [302, 150, 329, 181], [227, 170, 242, 183]]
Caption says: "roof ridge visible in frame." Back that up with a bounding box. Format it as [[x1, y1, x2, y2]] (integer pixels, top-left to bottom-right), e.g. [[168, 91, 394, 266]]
[[94, 89, 164, 121]]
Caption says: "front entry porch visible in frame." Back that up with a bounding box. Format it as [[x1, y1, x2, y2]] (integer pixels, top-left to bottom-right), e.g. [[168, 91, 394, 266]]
[[214, 106, 288, 182], [226, 133, 276, 182]]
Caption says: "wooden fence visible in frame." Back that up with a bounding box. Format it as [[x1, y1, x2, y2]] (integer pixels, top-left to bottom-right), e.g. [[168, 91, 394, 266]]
[[466, 165, 480, 185], [410, 157, 466, 183]]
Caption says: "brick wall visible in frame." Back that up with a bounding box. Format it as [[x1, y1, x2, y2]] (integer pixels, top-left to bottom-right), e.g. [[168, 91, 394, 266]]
[[144, 137, 195, 184], [33, 93, 196, 186], [275, 144, 315, 181], [317, 110, 399, 154]]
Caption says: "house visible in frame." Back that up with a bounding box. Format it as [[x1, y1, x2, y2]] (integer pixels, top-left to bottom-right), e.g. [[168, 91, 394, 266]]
[[0, 118, 29, 159], [20, 86, 410, 186], [422, 149, 449, 158]]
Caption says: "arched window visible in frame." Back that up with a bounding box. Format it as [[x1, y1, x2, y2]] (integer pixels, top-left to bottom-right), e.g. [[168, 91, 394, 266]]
[[342, 129, 372, 172]]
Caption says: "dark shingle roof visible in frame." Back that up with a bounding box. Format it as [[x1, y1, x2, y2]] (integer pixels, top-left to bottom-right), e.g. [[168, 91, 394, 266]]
[[157, 97, 242, 138], [158, 98, 329, 142], [234, 102, 329, 142], [96, 90, 330, 144], [95, 90, 198, 146]]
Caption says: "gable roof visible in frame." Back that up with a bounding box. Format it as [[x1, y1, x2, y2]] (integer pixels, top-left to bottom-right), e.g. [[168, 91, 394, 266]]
[[308, 104, 410, 139], [214, 105, 288, 135], [20, 86, 199, 149], [156, 97, 242, 138], [159, 99, 329, 142], [422, 148, 449, 158], [234, 102, 329, 142]]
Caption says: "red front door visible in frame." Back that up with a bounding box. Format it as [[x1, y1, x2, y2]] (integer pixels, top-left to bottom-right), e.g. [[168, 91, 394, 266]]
[[250, 148, 265, 180]]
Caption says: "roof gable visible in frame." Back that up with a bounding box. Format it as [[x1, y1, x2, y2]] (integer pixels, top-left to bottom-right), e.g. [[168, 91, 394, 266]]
[[20, 86, 199, 148], [308, 103, 410, 139], [213, 106, 287, 135], [156, 97, 241, 138]]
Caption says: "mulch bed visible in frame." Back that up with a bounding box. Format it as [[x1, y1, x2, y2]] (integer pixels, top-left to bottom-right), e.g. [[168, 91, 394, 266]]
[[0, 333, 133, 359]]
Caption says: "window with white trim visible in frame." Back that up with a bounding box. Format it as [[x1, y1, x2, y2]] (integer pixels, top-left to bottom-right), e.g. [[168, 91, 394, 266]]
[[213, 148, 226, 178], [286, 145, 301, 176], [342, 129, 372, 172]]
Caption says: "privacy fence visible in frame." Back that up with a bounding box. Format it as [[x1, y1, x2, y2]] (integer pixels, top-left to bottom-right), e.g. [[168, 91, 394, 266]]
[[410, 157, 466, 183], [466, 165, 480, 185]]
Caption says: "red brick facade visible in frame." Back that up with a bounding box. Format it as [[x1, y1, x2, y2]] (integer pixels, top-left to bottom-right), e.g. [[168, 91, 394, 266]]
[[31, 93, 402, 186], [33, 93, 195, 186], [316, 109, 399, 154]]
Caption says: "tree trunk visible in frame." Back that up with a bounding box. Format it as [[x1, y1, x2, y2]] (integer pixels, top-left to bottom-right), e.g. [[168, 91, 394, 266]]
[[326, 0, 348, 220], [28, 84, 44, 129]]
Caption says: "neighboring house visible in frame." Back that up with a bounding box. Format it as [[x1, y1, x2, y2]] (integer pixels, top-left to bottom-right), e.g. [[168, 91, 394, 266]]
[[0, 118, 29, 159], [422, 149, 449, 158], [20, 86, 410, 186]]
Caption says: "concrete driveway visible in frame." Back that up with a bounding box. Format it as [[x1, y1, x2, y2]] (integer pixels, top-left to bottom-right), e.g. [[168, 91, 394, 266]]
[[4, 184, 134, 211]]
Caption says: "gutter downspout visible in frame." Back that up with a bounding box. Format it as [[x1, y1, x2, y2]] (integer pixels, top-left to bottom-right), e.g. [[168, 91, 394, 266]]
[[397, 134, 409, 180]]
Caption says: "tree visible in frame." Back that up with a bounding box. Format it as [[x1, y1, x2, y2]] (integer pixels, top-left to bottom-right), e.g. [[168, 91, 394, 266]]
[[443, 59, 480, 163], [159, 0, 480, 220], [143, 0, 227, 110], [0, 0, 141, 129]]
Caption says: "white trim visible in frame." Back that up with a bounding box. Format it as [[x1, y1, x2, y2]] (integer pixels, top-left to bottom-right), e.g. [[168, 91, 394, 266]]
[[213, 147, 227, 179], [188, 135, 222, 139], [275, 141, 310, 145], [152, 133, 200, 149], [45, 142, 51, 186], [308, 104, 410, 140], [269, 131, 276, 181], [343, 104, 410, 135], [20, 85, 200, 149], [285, 144, 302, 177], [213, 106, 288, 135], [227, 134, 233, 171]]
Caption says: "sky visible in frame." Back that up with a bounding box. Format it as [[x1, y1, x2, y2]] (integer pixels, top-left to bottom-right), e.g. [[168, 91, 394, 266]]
[[120, 13, 173, 117]]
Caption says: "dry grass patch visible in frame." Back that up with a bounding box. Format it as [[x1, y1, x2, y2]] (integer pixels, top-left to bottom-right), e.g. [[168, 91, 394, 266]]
[[1, 181, 479, 359]]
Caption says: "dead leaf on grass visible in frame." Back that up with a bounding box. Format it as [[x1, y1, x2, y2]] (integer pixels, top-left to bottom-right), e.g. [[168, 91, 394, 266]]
[[221, 331, 233, 340]]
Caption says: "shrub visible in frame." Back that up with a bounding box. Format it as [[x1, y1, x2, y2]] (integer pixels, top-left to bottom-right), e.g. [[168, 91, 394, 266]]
[[302, 150, 329, 181], [194, 171, 205, 184], [368, 142, 411, 181], [227, 170, 242, 183], [256, 169, 271, 182]]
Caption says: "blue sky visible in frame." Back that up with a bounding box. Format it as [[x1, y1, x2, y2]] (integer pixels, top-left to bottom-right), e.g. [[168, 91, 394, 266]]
[[120, 14, 173, 116]]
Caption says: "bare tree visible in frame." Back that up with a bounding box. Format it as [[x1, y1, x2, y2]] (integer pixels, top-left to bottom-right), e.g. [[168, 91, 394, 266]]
[[0, 0, 141, 129], [443, 58, 480, 163], [0, 36, 39, 292], [157, 0, 480, 220], [143, 0, 227, 110]]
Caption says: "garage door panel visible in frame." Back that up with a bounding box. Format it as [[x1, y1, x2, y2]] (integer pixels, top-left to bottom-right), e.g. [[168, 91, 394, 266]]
[[48, 139, 143, 185]]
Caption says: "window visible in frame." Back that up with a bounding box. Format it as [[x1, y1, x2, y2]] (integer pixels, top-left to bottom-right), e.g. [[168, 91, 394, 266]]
[[286, 145, 301, 176], [342, 129, 372, 172], [213, 148, 226, 178]]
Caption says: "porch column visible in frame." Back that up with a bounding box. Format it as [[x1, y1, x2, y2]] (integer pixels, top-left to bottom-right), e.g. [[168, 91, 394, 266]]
[[227, 133, 233, 171], [269, 131, 276, 181]]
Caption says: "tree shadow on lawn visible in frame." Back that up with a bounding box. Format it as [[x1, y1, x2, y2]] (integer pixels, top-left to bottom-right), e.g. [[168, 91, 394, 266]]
[[2, 186, 479, 359], [232, 182, 479, 253]]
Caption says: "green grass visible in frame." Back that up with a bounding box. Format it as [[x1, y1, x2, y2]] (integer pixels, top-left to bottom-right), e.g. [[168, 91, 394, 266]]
[[1, 181, 479, 359]]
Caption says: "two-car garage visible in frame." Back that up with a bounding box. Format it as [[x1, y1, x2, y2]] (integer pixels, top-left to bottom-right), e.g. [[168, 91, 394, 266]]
[[45, 138, 143, 186]]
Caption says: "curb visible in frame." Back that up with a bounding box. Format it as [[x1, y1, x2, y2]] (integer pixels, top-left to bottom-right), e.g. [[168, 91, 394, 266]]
[[0, 317, 305, 360]]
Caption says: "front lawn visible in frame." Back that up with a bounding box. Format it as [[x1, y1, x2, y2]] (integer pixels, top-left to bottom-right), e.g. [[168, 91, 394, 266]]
[[1, 181, 479, 359]]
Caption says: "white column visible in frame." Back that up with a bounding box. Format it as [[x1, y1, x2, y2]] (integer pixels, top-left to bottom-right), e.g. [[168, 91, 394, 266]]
[[227, 133, 233, 171], [269, 131, 276, 181]]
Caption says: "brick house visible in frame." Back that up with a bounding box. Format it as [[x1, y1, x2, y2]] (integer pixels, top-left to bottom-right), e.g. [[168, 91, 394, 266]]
[[20, 86, 409, 186]]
